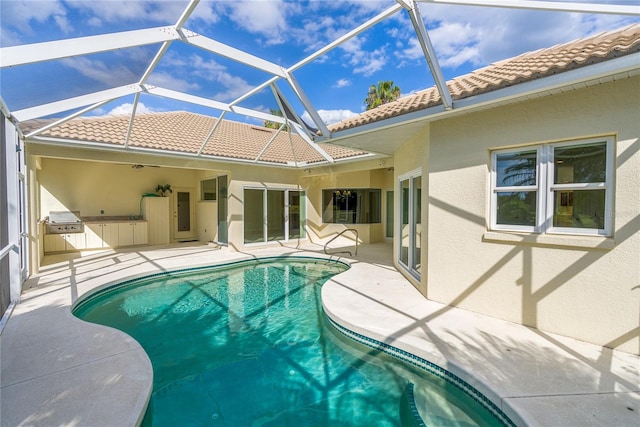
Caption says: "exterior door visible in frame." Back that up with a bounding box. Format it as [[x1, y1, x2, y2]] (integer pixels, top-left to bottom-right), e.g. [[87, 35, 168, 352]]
[[217, 175, 228, 245], [244, 188, 305, 244], [385, 189, 394, 239], [399, 170, 421, 279], [173, 188, 196, 240], [288, 190, 305, 240]]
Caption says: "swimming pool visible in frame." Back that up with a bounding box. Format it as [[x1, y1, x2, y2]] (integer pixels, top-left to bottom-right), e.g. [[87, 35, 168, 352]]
[[73, 257, 512, 426]]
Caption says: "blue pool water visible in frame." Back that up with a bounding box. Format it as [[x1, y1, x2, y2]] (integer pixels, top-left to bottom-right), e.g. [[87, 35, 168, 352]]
[[73, 258, 510, 426]]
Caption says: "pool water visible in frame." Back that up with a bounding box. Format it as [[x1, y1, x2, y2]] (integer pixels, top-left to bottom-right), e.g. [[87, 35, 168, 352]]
[[73, 258, 509, 426]]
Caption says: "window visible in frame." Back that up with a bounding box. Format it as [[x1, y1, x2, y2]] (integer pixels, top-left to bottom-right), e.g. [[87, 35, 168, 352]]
[[322, 189, 381, 224], [491, 137, 613, 236], [201, 178, 216, 201]]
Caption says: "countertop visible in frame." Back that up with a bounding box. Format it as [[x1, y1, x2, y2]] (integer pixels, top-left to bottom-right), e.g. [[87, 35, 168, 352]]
[[82, 216, 147, 223]]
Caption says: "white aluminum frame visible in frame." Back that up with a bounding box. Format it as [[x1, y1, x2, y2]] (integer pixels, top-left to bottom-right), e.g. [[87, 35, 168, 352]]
[[0, 0, 637, 167]]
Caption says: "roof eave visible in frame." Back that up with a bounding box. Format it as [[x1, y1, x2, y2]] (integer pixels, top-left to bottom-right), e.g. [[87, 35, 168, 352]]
[[322, 52, 640, 146], [25, 135, 374, 169]]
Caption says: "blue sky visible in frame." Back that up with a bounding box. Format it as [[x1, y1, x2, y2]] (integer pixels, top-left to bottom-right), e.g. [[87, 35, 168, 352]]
[[1, 0, 638, 127]]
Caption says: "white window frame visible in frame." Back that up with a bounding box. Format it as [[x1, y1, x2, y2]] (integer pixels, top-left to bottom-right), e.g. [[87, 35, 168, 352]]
[[490, 136, 614, 237]]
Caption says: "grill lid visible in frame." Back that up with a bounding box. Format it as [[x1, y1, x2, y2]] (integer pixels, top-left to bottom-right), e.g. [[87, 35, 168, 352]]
[[49, 211, 82, 224]]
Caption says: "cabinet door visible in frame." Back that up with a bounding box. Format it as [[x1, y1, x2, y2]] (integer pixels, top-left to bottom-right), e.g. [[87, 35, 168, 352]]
[[65, 233, 86, 250], [118, 223, 134, 246], [102, 223, 119, 248], [85, 224, 104, 248], [133, 222, 148, 245], [84, 224, 103, 249], [44, 234, 66, 253]]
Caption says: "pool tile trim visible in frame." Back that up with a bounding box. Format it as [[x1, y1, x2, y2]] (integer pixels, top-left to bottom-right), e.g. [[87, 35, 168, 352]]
[[326, 315, 516, 427], [405, 383, 427, 427], [72, 255, 349, 312]]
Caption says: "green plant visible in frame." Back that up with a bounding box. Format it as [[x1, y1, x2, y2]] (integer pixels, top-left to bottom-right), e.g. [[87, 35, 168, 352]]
[[156, 184, 172, 197]]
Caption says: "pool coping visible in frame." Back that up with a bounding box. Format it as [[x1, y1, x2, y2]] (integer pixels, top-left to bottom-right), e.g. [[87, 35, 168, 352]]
[[1, 243, 638, 426], [321, 256, 640, 427]]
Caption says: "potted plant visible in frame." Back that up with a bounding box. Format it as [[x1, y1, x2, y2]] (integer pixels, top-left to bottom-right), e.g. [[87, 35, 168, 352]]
[[156, 184, 173, 197]]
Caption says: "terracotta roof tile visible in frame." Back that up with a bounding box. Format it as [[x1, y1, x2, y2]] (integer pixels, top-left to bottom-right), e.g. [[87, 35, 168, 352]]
[[329, 24, 640, 133], [21, 111, 368, 166]]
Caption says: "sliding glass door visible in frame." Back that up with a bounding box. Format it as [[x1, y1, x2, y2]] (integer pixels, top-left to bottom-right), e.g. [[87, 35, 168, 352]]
[[266, 190, 285, 242], [244, 188, 305, 244], [399, 170, 422, 279]]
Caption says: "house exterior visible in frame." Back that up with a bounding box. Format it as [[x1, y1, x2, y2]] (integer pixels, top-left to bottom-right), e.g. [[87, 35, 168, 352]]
[[1, 24, 639, 355]]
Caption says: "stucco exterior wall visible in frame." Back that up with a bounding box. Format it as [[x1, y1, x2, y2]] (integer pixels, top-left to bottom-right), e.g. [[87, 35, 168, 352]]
[[392, 125, 430, 293], [226, 166, 302, 251], [37, 157, 201, 218], [425, 76, 640, 354]]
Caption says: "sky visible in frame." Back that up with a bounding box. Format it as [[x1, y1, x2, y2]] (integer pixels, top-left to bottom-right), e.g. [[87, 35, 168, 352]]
[[1, 0, 638, 128]]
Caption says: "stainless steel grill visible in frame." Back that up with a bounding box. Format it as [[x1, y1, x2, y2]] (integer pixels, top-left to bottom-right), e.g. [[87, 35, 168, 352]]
[[46, 211, 84, 234]]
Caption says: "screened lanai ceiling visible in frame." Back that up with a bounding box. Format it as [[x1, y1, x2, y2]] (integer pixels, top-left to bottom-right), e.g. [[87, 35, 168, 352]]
[[1, 0, 639, 164]]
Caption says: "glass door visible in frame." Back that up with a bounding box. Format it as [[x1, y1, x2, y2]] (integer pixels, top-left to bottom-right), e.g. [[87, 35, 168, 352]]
[[267, 190, 285, 242], [244, 189, 264, 244], [217, 175, 228, 245], [385, 189, 394, 239], [173, 188, 195, 240], [288, 191, 306, 240], [244, 188, 305, 244], [399, 171, 421, 279]]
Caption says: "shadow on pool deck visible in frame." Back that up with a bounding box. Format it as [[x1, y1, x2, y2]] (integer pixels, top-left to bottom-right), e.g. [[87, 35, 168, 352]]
[[1, 242, 638, 426]]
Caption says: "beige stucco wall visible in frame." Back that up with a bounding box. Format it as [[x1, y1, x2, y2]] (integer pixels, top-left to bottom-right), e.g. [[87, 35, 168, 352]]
[[392, 125, 430, 293], [226, 166, 302, 251], [37, 157, 202, 218], [425, 76, 640, 354]]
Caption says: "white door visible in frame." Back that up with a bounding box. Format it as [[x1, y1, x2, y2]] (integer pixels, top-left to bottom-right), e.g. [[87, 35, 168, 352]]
[[173, 188, 196, 240]]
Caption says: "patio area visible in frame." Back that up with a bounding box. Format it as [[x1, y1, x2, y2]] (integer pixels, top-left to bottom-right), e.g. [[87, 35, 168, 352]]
[[1, 242, 638, 426]]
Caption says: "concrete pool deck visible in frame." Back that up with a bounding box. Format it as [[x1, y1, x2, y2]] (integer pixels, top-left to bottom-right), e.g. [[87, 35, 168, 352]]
[[1, 242, 638, 426]]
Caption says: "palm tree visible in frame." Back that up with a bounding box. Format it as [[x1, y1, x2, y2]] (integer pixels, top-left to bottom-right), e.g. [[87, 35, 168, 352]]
[[364, 81, 401, 111], [263, 109, 289, 131]]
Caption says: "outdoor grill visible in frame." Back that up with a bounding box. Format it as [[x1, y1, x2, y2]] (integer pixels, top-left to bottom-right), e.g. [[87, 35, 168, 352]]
[[46, 211, 84, 234]]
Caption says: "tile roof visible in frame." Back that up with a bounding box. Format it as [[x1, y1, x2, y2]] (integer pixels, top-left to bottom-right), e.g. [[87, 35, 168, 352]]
[[329, 24, 640, 133], [21, 112, 368, 165]]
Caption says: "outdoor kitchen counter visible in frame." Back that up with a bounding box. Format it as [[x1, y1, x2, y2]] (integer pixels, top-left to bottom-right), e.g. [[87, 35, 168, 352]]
[[82, 216, 147, 223]]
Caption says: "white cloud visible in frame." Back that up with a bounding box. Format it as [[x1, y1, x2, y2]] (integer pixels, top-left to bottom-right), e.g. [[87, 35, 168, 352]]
[[147, 71, 201, 93], [334, 78, 351, 88], [414, 3, 639, 69], [188, 1, 222, 26], [340, 36, 389, 77], [222, 0, 289, 45], [187, 55, 255, 101], [301, 109, 358, 126], [61, 57, 140, 86], [107, 102, 157, 116], [73, 1, 184, 26], [1, 0, 70, 40]]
